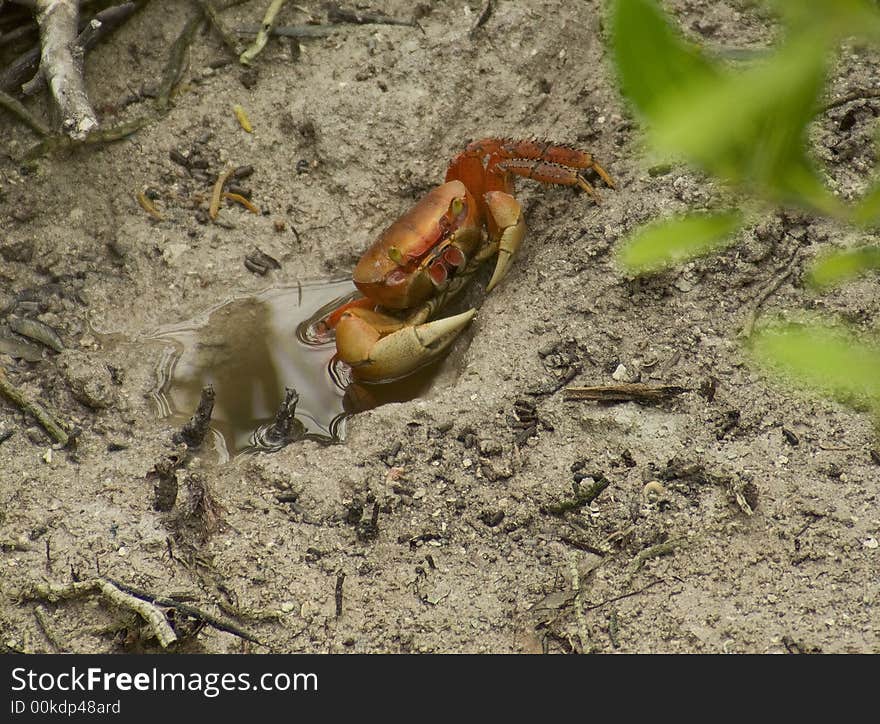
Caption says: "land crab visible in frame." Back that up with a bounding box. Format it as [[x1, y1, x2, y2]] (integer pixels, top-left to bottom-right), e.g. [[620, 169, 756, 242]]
[[322, 137, 614, 381]]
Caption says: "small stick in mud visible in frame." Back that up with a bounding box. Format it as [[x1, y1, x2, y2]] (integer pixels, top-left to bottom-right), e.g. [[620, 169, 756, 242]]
[[582, 579, 665, 612], [33, 604, 69, 652], [566, 552, 589, 653], [155, 10, 203, 111], [22, 115, 149, 159], [104, 578, 261, 644], [0, 87, 50, 135], [823, 87, 880, 112], [335, 571, 345, 618], [540, 473, 611, 516], [196, 0, 243, 56], [239, 0, 287, 66], [172, 384, 215, 448], [356, 502, 380, 541], [0, 366, 70, 446], [33, 0, 97, 138], [24, 578, 178, 648], [326, 2, 415, 27], [740, 243, 801, 338], [627, 537, 684, 576], [234, 23, 337, 39], [563, 383, 688, 405], [469, 0, 493, 38]]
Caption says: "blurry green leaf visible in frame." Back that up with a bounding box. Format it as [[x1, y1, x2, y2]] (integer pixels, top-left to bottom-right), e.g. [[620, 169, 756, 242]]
[[809, 246, 880, 288], [611, 0, 840, 215], [650, 33, 834, 209], [611, 0, 717, 117], [617, 211, 743, 273], [751, 324, 880, 403], [853, 182, 880, 225]]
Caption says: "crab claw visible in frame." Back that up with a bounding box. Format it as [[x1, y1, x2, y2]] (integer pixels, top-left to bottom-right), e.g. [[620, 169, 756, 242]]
[[335, 308, 476, 381], [483, 191, 526, 292]]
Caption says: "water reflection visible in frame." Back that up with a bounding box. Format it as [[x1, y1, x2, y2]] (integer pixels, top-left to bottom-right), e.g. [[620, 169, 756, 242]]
[[151, 280, 443, 460]]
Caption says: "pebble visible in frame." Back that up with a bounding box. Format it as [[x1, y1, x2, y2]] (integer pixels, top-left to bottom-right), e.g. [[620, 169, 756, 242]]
[[611, 364, 628, 381]]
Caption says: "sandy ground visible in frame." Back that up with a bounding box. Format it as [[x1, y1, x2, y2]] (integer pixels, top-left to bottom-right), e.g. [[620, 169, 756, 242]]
[[0, 0, 878, 653]]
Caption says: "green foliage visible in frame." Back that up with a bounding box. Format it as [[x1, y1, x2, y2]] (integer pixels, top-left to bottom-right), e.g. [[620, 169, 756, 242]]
[[611, 0, 716, 118], [610, 0, 880, 426], [611, 0, 837, 212], [809, 246, 880, 288], [751, 324, 880, 404], [618, 211, 743, 273]]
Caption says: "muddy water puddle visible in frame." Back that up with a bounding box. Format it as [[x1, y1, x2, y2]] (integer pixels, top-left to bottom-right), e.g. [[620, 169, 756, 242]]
[[150, 280, 442, 460]]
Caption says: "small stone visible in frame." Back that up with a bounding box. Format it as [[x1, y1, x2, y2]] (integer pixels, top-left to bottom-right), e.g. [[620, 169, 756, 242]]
[[863, 537, 878, 550], [280, 601, 295, 613], [611, 364, 628, 381]]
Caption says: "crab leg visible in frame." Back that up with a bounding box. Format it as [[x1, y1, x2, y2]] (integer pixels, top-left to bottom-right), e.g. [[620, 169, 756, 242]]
[[482, 191, 526, 291]]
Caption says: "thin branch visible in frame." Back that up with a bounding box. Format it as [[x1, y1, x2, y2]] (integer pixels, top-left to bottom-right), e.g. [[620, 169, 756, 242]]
[[0, 366, 70, 446], [0, 87, 50, 134], [564, 383, 688, 404], [24, 579, 178, 648], [35, 0, 97, 138], [239, 0, 287, 66]]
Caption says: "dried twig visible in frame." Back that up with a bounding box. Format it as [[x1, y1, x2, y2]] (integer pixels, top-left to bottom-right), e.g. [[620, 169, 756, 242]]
[[567, 552, 589, 653], [469, 0, 493, 38], [239, 0, 287, 66], [326, 2, 414, 27], [34, 0, 97, 138], [155, 10, 202, 111], [33, 604, 68, 652], [564, 383, 688, 404], [22, 115, 149, 158], [582, 579, 665, 612], [105, 578, 261, 644], [0, 87, 50, 134], [334, 571, 345, 618], [1, 3, 140, 95], [234, 23, 336, 38], [740, 243, 802, 338], [627, 538, 684, 576], [540, 473, 611, 516], [195, 0, 242, 56], [0, 366, 70, 446], [24, 579, 178, 648], [823, 87, 880, 112]]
